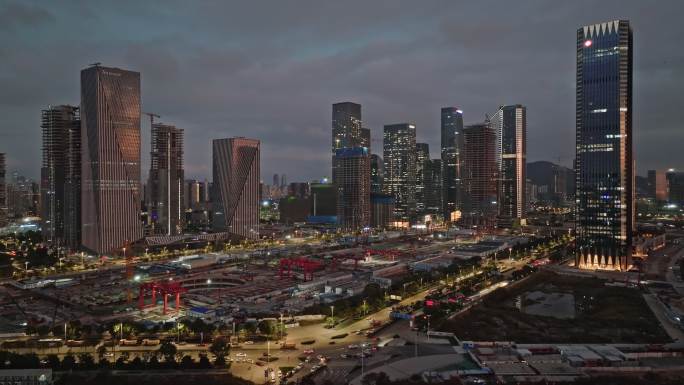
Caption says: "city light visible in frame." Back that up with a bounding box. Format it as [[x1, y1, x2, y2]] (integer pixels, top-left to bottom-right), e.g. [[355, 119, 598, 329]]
[[584, 39, 592, 47]]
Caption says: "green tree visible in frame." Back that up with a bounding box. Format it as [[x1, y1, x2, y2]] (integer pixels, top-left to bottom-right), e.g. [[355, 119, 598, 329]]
[[158, 340, 177, 363], [209, 338, 230, 365], [61, 354, 76, 371], [180, 355, 195, 369], [78, 353, 95, 370]]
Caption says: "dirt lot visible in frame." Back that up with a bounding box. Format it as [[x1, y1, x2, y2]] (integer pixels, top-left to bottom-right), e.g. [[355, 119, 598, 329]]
[[441, 271, 672, 343]]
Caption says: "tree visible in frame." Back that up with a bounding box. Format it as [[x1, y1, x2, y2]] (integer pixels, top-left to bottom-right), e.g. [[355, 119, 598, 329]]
[[46, 354, 61, 370], [61, 354, 76, 371], [209, 338, 230, 365], [96, 345, 108, 361], [78, 353, 95, 370], [180, 355, 195, 369], [198, 354, 212, 369], [129, 356, 144, 370], [158, 340, 177, 363]]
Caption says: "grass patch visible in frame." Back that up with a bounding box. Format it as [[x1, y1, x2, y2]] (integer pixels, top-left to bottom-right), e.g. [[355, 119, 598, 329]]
[[330, 333, 348, 339], [300, 339, 316, 345]]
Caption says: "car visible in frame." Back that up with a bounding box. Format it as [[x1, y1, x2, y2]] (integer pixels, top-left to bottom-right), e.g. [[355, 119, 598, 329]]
[[340, 353, 349, 359], [236, 352, 247, 358], [303, 349, 314, 354], [244, 340, 254, 345], [348, 344, 359, 349]]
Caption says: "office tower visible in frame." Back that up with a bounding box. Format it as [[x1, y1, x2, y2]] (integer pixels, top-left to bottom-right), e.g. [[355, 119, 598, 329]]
[[426, 159, 443, 216], [332, 102, 362, 182], [334, 147, 370, 229], [81, 65, 143, 255], [441, 107, 464, 221], [281, 174, 287, 188], [40, 105, 81, 248], [383, 123, 417, 222], [273, 174, 280, 188], [415, 143, 430, 217], [528, 161, 574, 205], [184, 179, 201, 209], [461, 120, 498, 225], [148, 123, 184, 235], [667, 170, 684, 205], [360, 127, 371, 152], [370, 193, 395, 228], [575, 20, 633, 271], [491, 105, 527, 223], [647, 170, 668, 202], [0, 153, 5, 226], [212, 137, 260, 239], [370, 154, 383, 194]]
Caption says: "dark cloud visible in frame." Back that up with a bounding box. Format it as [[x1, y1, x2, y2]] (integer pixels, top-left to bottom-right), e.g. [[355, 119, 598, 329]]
[[0, 0, 683, 181]]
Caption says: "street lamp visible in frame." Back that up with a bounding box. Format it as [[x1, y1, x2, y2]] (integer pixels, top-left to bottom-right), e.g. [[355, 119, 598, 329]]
[[330, 306, 334, 326]]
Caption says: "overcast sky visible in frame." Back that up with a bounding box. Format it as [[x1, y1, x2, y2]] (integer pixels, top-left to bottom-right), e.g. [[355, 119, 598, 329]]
[[1, 0, 682, 182]]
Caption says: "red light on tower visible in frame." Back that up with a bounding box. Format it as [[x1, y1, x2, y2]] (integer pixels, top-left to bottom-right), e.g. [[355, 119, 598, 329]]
[[584, 40, 592, 47]]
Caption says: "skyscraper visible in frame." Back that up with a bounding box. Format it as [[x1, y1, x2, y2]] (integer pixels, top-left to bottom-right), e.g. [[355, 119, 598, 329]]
[[575, 20, 633, 271], [647, 170, 668, 202], [334, 147, 370, 229], [40, 105, 81, 248], [426, 159, 443, 216], [148, 123, 184, 235], [81, 65, 142, 254], [461, 120, 498, 225], [441, 107, 464, 221], [383, 123, 417, 222], [332, 102, 362, 182], [370, 154, 383, 193], [212, 137, 260, 239], [415, 143, 430, 217], [491, 105, 527, 223], [0, 153, 6, 227], [360, 127, 371, 152]]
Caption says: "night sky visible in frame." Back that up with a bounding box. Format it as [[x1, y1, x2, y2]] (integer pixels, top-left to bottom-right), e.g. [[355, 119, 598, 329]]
[[1, 0, 682, 182]]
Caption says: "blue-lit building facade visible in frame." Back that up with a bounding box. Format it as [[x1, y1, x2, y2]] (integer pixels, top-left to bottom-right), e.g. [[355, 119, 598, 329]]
[[575, 20, 634, 271], [334, 147, 370, 229]]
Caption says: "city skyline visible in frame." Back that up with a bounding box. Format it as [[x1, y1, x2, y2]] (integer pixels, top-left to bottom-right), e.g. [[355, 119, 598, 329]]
[[1, 1, 682, 182]]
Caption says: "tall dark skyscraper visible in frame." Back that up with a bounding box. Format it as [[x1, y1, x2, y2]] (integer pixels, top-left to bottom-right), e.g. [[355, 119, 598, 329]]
[[334, 147, 370, 229], [212, 137, 260, 239], [332, 102, 362, 182], [441, 107, 464, 221], [148, 123, 184, 236], [426, 159, 443, 217], [370, 154, 383, 193], [383, 123, 416, 223], [575, 20, 633, 271], [415, 143, 430, 217], [491, 105, 527, 223], [40, 105, 81, 248], [461, 120, 498, 225], [0, 153, 6, 227], [81, 65, 142, 255]]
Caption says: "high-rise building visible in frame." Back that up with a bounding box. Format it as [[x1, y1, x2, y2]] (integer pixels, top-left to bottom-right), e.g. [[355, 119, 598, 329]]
[[370, 154, 383, 193], [575, 20, 633, 271], [212, 137, 260, 239], [461, 121, 498, 225], [309, 181, 337, 223], [667, 170, 684, 205], [383, 123, 417, 222], [332, 102, 362, 182], [0, 153, 5, 226], [148, 123, 184, 235], [426, 159, 443, 216], [441, 107, 464, 221], [360, 127, 371, 152], [370, 193, 395, 229], [40, 105, 81, 248], [491, 105, 527, 223], [415, 143, 430, 217], [81, 65, 143, 254], [6, 173, 39, 219], [334, 147, 370, 229], [647, 170, 668, 202]]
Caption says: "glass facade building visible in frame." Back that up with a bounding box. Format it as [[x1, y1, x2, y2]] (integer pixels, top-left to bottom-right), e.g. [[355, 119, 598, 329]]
[[575, 20, 633, 271], [383, 123, 416, 222], [491, 104, 527, 222], [441, 107, 464, 221]]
